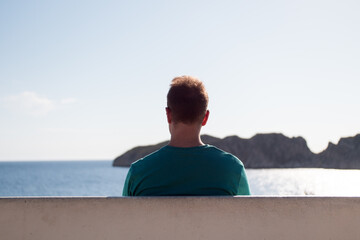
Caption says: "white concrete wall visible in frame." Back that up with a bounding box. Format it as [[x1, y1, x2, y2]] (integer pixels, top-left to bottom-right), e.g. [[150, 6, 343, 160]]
[[0, 197, 359, 240]]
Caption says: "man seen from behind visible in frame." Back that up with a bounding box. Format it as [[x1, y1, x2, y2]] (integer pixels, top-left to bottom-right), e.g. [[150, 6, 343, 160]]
[[123, 76, 250, 196]]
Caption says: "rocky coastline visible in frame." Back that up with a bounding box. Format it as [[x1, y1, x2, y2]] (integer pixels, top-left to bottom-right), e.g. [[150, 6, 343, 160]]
[[113, 133, 360, 169]]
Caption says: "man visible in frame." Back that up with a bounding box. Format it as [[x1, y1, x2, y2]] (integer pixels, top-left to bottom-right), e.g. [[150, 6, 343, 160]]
[[123, 76, 250, 196]]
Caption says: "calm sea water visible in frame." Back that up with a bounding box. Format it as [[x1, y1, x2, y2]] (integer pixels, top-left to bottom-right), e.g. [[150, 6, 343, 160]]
[[1, 161, 360, 196]]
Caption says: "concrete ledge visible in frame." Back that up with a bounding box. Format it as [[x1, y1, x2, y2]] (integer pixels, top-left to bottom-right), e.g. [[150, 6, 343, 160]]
[[1, 196, 360, 240]]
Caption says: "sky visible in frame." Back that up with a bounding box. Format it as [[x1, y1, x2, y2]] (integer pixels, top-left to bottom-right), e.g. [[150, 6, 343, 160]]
[[0, 0, 359, 161]]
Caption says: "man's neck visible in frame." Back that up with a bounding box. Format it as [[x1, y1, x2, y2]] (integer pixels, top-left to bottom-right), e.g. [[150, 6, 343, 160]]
[[168, 137, 204, 148], [168, 122, 204, 148]]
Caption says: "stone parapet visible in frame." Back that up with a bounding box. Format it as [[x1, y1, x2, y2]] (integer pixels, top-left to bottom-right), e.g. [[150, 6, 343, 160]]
[[1, 196, 359, 240]]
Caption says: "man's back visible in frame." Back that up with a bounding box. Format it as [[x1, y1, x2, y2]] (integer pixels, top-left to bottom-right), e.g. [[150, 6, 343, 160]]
[[122, 145, 250, 196]]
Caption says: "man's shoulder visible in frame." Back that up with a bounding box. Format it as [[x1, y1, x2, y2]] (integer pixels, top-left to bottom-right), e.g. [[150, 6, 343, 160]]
[[204, 145, 244, 166], [205, 144, 238, 157], [130, 147, 166, 168]]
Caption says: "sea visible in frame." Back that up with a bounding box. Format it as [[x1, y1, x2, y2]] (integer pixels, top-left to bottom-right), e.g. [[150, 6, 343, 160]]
[[1, 160, 360, 197]]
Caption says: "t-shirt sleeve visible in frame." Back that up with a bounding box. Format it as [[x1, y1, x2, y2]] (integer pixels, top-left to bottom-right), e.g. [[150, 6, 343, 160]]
[[122, 167, 133, 196], [237, 167, 251, 195]]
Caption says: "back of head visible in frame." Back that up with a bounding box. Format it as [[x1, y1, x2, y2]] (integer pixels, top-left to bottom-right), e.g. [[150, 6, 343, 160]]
[[167, 76, 209, 124]]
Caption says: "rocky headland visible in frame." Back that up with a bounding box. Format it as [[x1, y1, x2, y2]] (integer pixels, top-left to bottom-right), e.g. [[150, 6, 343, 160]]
[[113, 133, 360, 169]]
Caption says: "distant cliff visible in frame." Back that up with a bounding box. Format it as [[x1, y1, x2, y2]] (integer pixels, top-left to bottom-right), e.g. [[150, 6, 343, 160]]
[[317, 134, 360, 169], [113, 133, 360, 169]]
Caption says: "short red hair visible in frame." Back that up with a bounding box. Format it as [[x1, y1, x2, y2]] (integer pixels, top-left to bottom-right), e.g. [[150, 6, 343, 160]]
[[167, 76, 209, 124]]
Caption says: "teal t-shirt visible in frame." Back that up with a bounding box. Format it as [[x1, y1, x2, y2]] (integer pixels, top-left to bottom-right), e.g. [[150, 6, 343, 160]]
[[122, 144, 250, 196]]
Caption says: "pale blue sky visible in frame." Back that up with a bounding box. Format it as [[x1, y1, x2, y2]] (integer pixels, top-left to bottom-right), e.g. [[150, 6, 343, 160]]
[[0, 0, 359, 160]]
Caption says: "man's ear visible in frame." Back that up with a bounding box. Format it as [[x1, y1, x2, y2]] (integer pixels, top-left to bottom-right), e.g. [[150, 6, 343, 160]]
[[201, 110, 210, 126], [166, 107, 172, 124]]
